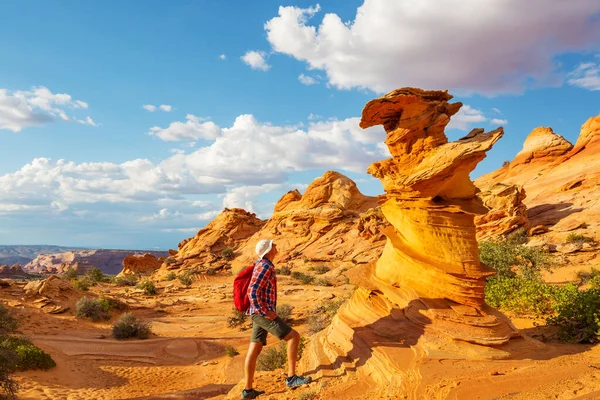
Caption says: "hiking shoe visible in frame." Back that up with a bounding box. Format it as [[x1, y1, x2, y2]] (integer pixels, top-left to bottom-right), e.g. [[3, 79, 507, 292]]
[[286, 374, 312, 388], [241, 388, 265, 399]]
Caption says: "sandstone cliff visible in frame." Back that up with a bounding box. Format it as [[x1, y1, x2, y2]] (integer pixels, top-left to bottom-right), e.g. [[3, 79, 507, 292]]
[[476, 114, 600, 244], [118, 254, 165, 277], [25, 249, 169, 275]]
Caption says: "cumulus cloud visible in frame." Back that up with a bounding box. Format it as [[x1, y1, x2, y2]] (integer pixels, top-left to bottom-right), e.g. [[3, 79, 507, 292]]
[[159, 104, 172, 112], [222, 184, 284, 212], [76, 116, 99, 127], [142, 104, 157, 112], [148, 114, 221, 141], [0, 86, 91, 132], [143, 104, 173, 112], [298, 74, 318, 85], [241, 51, 271, 71], [446, 105, 487, 130], [264, 1, 600, 94], [491, 118, 508, 125], [567, 59, 600, 90], [219, 54, 227, 60]]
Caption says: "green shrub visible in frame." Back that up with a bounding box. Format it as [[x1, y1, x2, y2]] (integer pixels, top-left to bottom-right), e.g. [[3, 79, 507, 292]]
[[178, 271, 193, 287], [75, 297, 107, 321], [88, 268, 104, 283], [479, 236, 553, 280], [227, 309, 248, 329], [112, 313, 151, 340], [98, 297, 126, 313], [112, 274, 138, 286], [136, 280, 157, 295], [566, 233, 596, 245], [257, 341, 287, 371], [576, 267, 600, 286], [292, 271, 314, 285], [62, 267, 78, 280], [590, 275, 600, 290], [547, 288, 600, 343], [307, 298, 344, 334], [0, 347, 19, 400], [225, 345, 239, 358], [277, 304, 294, 324], [314, 278, 332, 287], [0, 304, 18, 337], [1, 338, 56, 371], [164, 272, 177, 281], [221, 248, 234, 260], [206, 268, 217, 275], [313, 265, 329, 275], [277, 265, 291, 276]]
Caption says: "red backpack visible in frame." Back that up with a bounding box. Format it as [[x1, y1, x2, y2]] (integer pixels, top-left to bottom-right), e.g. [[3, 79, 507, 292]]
[[233, 264, 255, 312]]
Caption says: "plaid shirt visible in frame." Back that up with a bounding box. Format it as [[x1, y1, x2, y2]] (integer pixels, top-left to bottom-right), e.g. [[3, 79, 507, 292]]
[[247, 257, 277, 315]]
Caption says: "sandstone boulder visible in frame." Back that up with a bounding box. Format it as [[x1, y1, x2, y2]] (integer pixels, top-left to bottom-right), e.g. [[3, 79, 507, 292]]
[[118, 254, 164, 278], [475, 183, 529, 240]]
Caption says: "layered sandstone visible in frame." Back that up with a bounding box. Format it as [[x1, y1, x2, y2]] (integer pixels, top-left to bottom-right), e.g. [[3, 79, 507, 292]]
[[25, 249, 169, 275], [155, 208, 265, 277], [0, 264, 27, 277], [476, 114, 600, 244], [23, 275, 81, 314], [302, 88, 529, 398], [475, 183, 529, 240], [118, 254, 165, 278]]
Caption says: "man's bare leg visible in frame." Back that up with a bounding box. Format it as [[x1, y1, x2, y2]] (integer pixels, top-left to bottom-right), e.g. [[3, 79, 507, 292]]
[[244, 341, 264, 390], [283, 330, 300, 377]]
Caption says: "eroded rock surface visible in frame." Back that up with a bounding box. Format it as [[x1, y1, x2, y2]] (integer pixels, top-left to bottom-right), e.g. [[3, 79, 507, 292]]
[[0, 264, 27, 277], [475, 183, 529, 240], [302, 88, 531, 399], [23, 275, 81, 314], [118, 254, 165, 278]]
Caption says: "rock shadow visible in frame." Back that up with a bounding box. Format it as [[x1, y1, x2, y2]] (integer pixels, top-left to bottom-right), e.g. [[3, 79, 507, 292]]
[[527, 203, 584, 226]]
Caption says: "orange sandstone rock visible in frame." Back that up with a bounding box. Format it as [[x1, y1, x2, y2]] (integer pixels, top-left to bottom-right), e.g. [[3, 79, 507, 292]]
[[118, 254, 164, 278], [475, 183, 529, 241]]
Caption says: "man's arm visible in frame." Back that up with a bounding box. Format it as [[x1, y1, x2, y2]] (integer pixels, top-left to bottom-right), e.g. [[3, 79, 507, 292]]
[[248, 261, 272, 316]]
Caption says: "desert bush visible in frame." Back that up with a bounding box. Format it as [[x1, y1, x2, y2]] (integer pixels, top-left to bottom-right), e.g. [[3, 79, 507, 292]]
[[502, 160, 510, 168], [178, 271, 193, 287], [0, 304, 18, 337], [590, 275, 600, 290], [72, 276, 94, 291], [307, 298, 344, 335], [277, 265, 292, 276], [227, 309, 248, 329], [479, 235, 552, 280], [1, 337, 55, 371], [296, 390, 318, 400], [314, 278, 332, 287], [62, 267, 78, 280], [547, 288, 600, 343], [163, 272, 177, 281], [112, 274, 138, 286], [276, 304, 294, 324], [225, 345, 239, 358], [566, 233, 596, 246], [112, 313, 151, 340], [136, 280, 157, 295], [98, 297, 126, 312], [257, 341, 287, 371], [88, 268, 105, 283], [576, 267, 600, 286], [291, 271, 314, 285], [221, 248, 234, 260], [313, 265, 329, 275], [206, 268, 217, 276], [75, 297, 107, 321], [292, 251, 301, 258], [0, 347, 18, 400]]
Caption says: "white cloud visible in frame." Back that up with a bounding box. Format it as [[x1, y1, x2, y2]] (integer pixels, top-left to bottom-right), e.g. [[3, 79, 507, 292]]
[[298, 74, 318, 85], [0, 86, 91, 132], [222, 184, 284, 212], [491, 118, 508, 125], [142, 104, 157, 112], [76, 116, 99, 127], [264, 1, 600, 94], [491, 108, 502, 114], [148, 114, 221, 141], [567, 59, 600, 91], [143, 104, 173, 112], [159, 104, 172, 112], [241, 50, 271, 71], [219, 54, 227, 60], [446, 105, 487, 130]]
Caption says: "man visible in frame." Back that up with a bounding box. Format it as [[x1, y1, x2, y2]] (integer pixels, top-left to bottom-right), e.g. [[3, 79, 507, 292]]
[[241, 239, 312, 399]]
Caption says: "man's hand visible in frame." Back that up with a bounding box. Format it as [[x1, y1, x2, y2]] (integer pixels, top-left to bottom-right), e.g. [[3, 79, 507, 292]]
[[264, 311, 277, 320]]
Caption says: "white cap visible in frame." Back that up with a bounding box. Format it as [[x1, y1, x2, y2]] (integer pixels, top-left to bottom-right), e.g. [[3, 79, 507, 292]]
[[255, 239, 273, 259]]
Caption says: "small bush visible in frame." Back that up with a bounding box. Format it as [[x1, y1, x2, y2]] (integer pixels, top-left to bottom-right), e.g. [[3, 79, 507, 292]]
[[292, 271, 314, 285], [112, 313, 151, 340], [62, 267, 78, 280], [112, 274, 138, 286], [314, 278, 332, 287], [98, 297, 126, 313], [278, 265, 291, 276], [136, 280, 157, 295], [72, 276, 95, 291], [307, 298, 344, 335], [502, 160, 510, 168], [206, 268, 217, 276], [225, 345, 239, 358], [296, 390, 318, 400], [0, 304, 18, 337], [576, 267, 600, 286], [590, 275, 600, 290], [163, 272, 177, 281], [257, 341, 287, 371], [277, 304, 294, 324], [75, 297, 107, 321], [221, 248, 235, 260], [1, 337, 56, 372], [313, 265, 329, 275], [479, 236, 552, 280], [227, 309, 248, 329], [547, 288, 600, 343], [0, 348, 19, 399], [88, 268, 104, 283], [178, 271, 193, 287], [292, 251, 301, 258], [566, 233, 596, 246]]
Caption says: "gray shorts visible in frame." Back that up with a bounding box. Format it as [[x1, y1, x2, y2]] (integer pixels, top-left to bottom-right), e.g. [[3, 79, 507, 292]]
[[250, 314, 292, 345]]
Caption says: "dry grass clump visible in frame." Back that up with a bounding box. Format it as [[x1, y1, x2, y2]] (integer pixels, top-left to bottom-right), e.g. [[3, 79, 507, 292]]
[[112, 313, 151, 340]]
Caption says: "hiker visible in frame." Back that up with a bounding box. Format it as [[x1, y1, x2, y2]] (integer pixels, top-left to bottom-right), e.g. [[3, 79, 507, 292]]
[[241, 239, 311, 399]]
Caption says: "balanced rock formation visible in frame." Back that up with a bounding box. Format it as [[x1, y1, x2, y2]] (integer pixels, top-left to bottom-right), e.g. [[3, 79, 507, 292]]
[[232, 171, 387, 270], [25, 249, 168, 275], [302, 88, 528, 398], [475, 183, 529, 240], [156, 208, 265, 277], [476, 114, 600, 243], [118, 254, 164, 278]]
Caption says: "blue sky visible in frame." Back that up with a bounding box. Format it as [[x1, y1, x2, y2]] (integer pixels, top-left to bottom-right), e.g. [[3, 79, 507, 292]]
[[1, 1, 599, 249]]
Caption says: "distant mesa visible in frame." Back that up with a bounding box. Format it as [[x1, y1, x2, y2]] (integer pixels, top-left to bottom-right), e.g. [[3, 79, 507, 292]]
[[0, 264, 27, 278]]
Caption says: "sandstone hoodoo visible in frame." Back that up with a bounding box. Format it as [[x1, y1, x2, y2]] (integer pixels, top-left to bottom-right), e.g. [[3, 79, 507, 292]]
[[302, 88, 528, 398]]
